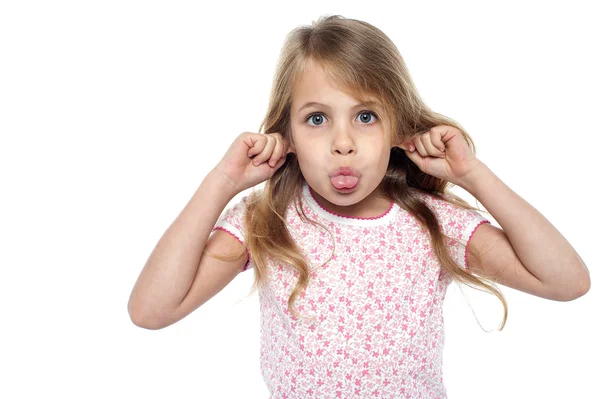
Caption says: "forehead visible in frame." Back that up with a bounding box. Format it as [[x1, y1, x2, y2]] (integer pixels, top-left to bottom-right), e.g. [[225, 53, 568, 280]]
[[291, 59, 379, 111], [293, 59, 331, 92]]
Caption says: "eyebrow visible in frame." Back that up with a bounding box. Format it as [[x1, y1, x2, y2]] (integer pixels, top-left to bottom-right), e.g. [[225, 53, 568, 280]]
[[297, 100, 381, 113]]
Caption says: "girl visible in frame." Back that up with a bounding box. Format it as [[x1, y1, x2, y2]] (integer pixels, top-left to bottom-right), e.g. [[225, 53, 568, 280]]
[[128, 15, 590, 398]]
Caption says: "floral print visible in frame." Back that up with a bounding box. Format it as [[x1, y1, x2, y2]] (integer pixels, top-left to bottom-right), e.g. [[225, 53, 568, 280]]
[[212, 182, 490, 398]]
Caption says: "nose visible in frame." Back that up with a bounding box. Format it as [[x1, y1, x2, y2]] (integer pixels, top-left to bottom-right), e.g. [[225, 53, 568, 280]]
[[331, 128, 356, 155]]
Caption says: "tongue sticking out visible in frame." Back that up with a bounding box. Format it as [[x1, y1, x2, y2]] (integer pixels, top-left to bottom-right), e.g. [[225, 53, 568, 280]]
[[330, 175, 359, 189]]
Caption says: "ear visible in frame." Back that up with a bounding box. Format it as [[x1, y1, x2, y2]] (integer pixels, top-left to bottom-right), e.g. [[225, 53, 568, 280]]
[[286, 134, 296, 154], [285, 128, 296, 154]]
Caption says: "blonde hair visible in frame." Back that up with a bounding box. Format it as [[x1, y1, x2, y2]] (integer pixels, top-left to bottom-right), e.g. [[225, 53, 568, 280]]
[[207, 15, 507, 330]]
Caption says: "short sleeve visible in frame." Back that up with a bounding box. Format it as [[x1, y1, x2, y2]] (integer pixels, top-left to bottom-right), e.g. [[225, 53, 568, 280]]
[[419, 192, 491, 272], [211, 195, 253, 272]]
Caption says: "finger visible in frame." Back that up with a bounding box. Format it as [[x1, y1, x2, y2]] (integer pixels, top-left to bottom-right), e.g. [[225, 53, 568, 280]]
[[271, 155, 287, 171], [268, 135, 283, 167], [413, 136, 429, 157], [247, 135, 267, 157], [421, 131, 445, 158], [398, 140, 414, 152], [252, 135, 276, 165], [403, 142, 423, 168], [271, 133, 292, 156], [429, 129, 446, 153]]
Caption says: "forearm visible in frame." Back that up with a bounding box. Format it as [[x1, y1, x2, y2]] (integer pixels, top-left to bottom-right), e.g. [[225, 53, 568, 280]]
[[128, 169, 238, 324], [458, 160, 590, 289]]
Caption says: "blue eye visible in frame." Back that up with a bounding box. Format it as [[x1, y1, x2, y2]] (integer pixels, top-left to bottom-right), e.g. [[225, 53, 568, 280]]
[[305, 111, 378, 127]]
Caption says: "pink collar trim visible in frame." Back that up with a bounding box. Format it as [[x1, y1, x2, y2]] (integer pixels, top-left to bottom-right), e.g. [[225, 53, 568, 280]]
[[302, 182, 399, 227]]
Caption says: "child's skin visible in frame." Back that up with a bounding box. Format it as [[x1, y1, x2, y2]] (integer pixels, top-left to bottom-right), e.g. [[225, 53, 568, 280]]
[[128, 130, 294, 329], [228, 59, 590, 302], [287, 59, 394, 219], [231, 121, 590, 300], [129, 60, 589, 330]]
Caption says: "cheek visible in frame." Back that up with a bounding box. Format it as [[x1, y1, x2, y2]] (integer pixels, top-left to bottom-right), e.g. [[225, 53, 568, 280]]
[[379, 153, 391, 169], [292, 136, 319, 159], [295, 148, 318, 169], [376, 145, 392, 169]]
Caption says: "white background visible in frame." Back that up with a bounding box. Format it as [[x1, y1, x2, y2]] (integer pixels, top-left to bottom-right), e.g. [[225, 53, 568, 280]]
[[1, 1, 598, 398]]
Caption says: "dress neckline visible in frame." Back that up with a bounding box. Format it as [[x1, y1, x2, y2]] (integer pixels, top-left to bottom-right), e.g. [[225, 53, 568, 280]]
[[301, 182, 399, 227]]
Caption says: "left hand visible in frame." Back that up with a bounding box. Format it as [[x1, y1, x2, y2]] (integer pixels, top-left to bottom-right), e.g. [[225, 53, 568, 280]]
[[397, 125, 480, 186]]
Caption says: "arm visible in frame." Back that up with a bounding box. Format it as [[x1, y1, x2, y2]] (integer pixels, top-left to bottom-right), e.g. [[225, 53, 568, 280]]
[[459, 160, 591, 300], [127, 169, 239, 327]]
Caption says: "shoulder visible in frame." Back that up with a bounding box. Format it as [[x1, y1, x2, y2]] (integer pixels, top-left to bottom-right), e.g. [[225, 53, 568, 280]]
[[225, 187, 264, 212], [415, 189, 474, 213], [213, 190, 259, 236], [413, 189, 490, 240]]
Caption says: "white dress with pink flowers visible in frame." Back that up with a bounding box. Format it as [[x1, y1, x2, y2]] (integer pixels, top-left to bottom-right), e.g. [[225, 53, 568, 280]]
[[212, 181, 490, 399]]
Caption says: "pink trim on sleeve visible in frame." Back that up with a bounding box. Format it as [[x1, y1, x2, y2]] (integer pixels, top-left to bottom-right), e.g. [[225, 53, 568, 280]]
[[464, 220, 491, 273], [211, 226, 252, 272]]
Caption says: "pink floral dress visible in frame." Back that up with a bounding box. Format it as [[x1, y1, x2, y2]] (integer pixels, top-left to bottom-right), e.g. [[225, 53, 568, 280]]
[[212, 181, 490, 398]]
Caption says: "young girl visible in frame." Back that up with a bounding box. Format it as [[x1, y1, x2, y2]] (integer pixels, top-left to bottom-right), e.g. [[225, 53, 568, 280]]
[[128, 15, 590, 398]]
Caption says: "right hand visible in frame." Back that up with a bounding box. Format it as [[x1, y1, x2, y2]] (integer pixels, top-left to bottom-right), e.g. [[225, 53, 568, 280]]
[[214, 131, 293, 194]]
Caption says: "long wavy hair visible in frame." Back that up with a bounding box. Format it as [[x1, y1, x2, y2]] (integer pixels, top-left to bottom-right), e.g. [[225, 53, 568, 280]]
[[207, 15, 507, 330]]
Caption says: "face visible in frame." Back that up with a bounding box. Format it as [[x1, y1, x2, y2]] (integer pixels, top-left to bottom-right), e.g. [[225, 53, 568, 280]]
[[289, 59, 399, 218]]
